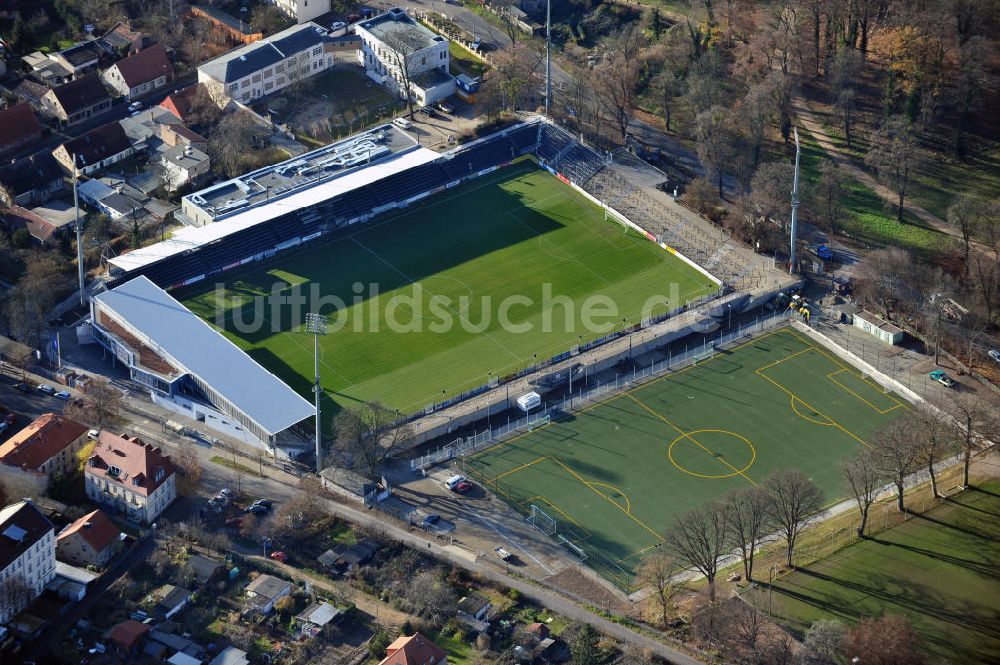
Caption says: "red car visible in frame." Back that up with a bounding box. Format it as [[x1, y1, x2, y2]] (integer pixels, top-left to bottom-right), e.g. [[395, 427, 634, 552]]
[[270, 551, 287, 562], [453, 481, 472, 494]]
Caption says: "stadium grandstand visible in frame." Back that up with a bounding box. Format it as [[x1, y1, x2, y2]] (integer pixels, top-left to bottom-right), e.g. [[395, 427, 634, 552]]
[[90, 275, 314, 451]]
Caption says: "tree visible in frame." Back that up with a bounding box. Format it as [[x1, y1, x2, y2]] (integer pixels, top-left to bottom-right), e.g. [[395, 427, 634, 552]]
[[0, 576, 33, 622], [947, 194, 990, 272], [828, 49, 861, 147], [865, 116, 922, 223], [208, 111, 266, 179], [405, 571, 456, 627], [802, 619, 844, 665], [813, 160, 846, 236], [592, 26, 646, 144], [494, 0, 521, 45], [250, 3, 286, 34], [724, 485, 770, 582], [967, 252, 999, 326], [382, 32, 421, 120], [79, 378, 123, 429], [842, 614, 924, 665], [333, 401, 412, 480], [173, 441, 203, 495], [765, 469, 823, 567], [5, 253, 72, 349], [695, 106, 735, 199], [730, 598, 767, 653], [635, 550, 683, 627], [873, 419, 922, 512], [913, 405, 955, 499], [949, 36, 990, 157], [948, 393, 997, 488], [853, 247, 918, 320], [840, 448, 883, 538], [571, 623, 600, 665], [664, 499, 728, 601], [274, 594, 295, 615], [490, 43, 543, 114]]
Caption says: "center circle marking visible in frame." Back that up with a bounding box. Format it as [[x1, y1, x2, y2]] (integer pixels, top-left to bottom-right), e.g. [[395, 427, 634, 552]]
[[667, 429, 756, 479]]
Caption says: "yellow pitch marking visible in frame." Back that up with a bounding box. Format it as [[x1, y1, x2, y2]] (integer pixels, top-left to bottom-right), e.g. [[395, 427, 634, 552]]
[[495, 456, 549, 481], [790, 396, 837, 426]]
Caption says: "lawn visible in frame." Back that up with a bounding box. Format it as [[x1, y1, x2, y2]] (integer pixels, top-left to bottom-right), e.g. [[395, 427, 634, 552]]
[[747, 482, 1000, 664], [467, 327, 907, 589], [180, 161, 715, 418], [449, 41, 488, 78]]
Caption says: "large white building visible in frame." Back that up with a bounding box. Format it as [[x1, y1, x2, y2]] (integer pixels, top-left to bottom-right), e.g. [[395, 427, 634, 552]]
[[197, 22, 336, 107], [0, 500, 56, 624], [355, 8, 455, 106], [271, 0, 331, 24]]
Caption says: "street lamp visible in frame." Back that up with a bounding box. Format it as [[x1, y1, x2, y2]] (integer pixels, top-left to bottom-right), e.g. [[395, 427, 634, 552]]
[[305, 313, 328, 474]]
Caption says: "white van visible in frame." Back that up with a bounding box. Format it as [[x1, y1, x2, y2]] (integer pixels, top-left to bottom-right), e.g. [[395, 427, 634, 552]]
[[392, 117, 412, 130], [444, 474, 466, 490]]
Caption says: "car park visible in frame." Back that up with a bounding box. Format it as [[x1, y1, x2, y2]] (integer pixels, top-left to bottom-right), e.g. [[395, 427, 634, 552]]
[[54, 390, 71, 400], [929, 370, 956, 388], [37, 384, 55, 395]]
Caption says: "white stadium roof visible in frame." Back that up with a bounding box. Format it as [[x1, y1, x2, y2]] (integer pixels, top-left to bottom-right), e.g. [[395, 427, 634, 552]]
[[93, 276, 314, 435], [108, 146, 441, 273]]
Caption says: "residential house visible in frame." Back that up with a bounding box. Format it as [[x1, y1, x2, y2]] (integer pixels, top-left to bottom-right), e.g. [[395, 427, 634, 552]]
[[22, 51, 72, 86], [378, 633, 447, 665], [355, 9, 454, 106], [84, 432, 177, 524], [158, 85, 203, 124], [160, 144, 211, 191], [52, 121, 135, 176], [152, 584, 193, 620], [0, 206, 60, 245], [0, 152, 65, 207], [10, 79, 51, 109], [107, 619, 150, 657], [0, 500, 57, 624], [209, 646, 250, 665], [295, 601, 342, 638], [160, 123, 209, 151], [56, 509, 122, 568], [40, 74, 112, 127], [48, 41, 107, 79], [244, 574, 292, 614], [187, 552, 224, 586], [0, 414, 89, 498], [317, 538, 379, 574], [197, 22, 336, 107], [0, 103, 43, 159], [270, 0, 331, 24], [102, 43, 174, 101], [457, 592, 492, 622], [101, 22, 146, 58]]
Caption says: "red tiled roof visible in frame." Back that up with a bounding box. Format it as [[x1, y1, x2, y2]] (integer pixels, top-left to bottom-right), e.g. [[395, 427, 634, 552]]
[[57, 508, 121, 553], [2, 205, 59, 243], [108, 620, 149, 649], [87, 431, 175, 496], [158, 84, 199, 122], [0, 103, 43, 153], [0, 413, 87, 471], [110, 43, 173, 88], [380, 633, 447, 665]]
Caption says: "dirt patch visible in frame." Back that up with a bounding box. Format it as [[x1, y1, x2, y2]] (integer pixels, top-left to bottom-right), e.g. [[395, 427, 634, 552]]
[[544, 567, 632, 614]]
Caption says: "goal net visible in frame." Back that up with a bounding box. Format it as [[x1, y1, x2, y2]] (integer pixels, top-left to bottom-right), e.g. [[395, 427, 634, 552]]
[[528, 504, 557, 536], [527, 414, 551, 432]]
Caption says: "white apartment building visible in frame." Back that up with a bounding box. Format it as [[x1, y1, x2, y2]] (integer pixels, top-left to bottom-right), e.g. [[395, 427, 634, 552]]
[[197, 22, 335, 107], [355, 8, 455, 106], [271, 0, 331, 24], [0, 501, 56, 624]]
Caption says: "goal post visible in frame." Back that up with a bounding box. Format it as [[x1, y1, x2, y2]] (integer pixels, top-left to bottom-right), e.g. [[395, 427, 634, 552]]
[[527, 414, 551, 432], [527, 504, 557, 536]]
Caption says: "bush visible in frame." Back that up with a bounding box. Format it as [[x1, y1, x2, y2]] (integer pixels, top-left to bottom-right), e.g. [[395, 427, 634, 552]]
[[507, 588, 521, 602]]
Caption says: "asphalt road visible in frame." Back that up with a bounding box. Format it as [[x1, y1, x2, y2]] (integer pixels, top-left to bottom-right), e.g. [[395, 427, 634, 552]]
[[0, 372, 67, 441]]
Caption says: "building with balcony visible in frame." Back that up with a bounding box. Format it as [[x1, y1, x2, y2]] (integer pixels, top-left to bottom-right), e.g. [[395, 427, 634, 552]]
[[84, 432, 176, 525]]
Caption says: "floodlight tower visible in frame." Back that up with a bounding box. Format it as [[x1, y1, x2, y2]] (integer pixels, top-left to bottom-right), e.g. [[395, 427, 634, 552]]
[[545, 0, 551, 116], [73, 155, 85, 305], [789, 128, 801, 275], [305, 313, 328, 474]]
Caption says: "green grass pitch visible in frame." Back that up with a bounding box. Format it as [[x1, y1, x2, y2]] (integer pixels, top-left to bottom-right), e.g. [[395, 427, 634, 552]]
[[746, 482, 1000, 664], [466, 327, 908, 587], [179, 161, 716, 417]]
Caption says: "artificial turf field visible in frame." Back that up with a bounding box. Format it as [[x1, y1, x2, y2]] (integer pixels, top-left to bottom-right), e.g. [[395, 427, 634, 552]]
[[466, 326, 908, 587], [180, 161, 716, 415], [746, 482, 1000, 664]]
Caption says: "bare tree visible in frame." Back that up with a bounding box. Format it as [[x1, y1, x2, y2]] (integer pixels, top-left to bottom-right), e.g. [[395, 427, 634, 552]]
[[635, 550, 684, 628], [913, 405, 956, 499], [664, 499, 728, 601], [173, 440, 204, 495], [873, 419, 922, 512], [0, 575, 32, 622], [948, 392, 997, 488], [208, 111, 265, 178], [842, 614, 925, 665], [333, 401, 412, 480], [865, 116, 922, 223], [695, 106, 735, 199], [765, 469, 823, 567], [381, 32, 421, 120], [853, 247, 917, 320], [949, 35, 991, 157], [493, 0, 521, 45], [840, 448, 884, 538], [813, 159, 846, 237], [731, 598, 768, 653], [724, 485, 771, 582], [5, 254, 72, 349], [592, 27, 646, 144], [947, 194, 990, 272], [967, 253, 999, 326], [828, 49, 861, 147], [406, 571, 456, 627], [802, 618, 845, 665], [490, 43, 543, 114]]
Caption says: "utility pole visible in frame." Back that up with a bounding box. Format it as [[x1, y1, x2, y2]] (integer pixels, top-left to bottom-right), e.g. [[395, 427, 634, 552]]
[[73, 155, 85, 306], [305, 313, 328, 474], [789, 127, 801, 275], [545, 0, 551, 116]]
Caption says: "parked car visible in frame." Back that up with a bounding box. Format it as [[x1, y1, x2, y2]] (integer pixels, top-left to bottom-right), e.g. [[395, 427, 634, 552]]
[[13, 383, 29, 392], [329, 20, 346, 31], [444, 474, 466, 490], [37, 384, 55, 395], [494, 546, 511, 561], [418, 106, 436, 117], [270, 551, 287, 562], [392, 116, 412, 130], [244, 504, 268, 515], [470, 37, 482, 51], [929, 370, 956, 388], [54, 390, 71, 400], [127, 101, 143, 112], [219, 488, 235, 498], [452, 481, 472, 494], [437, 100, 454, 114], [254, 498, 273, 508], [421, 514, 441, 527], [0, 422, 8, 434], [816, 244, 833, 260], [988, 349, 1000, 365]]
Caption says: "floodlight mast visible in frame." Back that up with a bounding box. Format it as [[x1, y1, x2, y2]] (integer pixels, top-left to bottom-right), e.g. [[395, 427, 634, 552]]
[[305, 313, 328, 474], [789, 127, 801, 275], [73, 155, 85, 305], [545, 0, 551, 116]]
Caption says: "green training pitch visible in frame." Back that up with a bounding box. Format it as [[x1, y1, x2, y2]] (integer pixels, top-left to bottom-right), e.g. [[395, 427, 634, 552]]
[[466, 327, 908, 589], [179, 161, 716, 417], [746, 482, 1000, 664]]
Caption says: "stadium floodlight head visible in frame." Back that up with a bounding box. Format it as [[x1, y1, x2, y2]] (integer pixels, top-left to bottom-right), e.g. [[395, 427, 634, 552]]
[[306, 313, 328, 474]]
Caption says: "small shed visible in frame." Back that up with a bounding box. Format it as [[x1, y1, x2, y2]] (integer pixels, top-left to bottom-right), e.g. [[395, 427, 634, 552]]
[[296, 601, 342, 637], [853, 309, 904, 346]]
